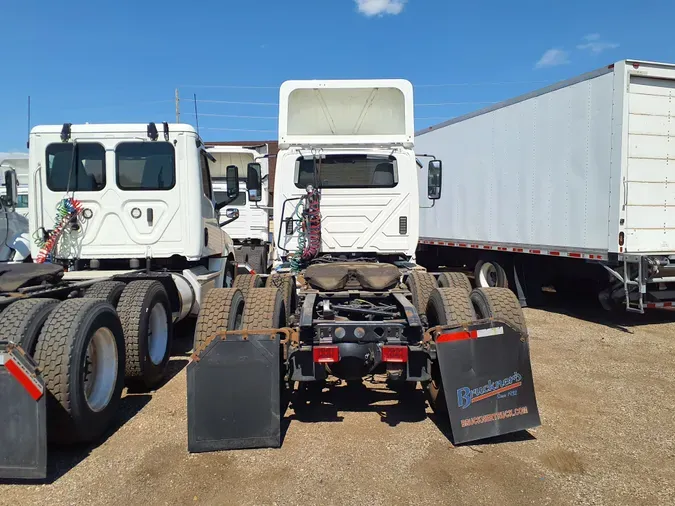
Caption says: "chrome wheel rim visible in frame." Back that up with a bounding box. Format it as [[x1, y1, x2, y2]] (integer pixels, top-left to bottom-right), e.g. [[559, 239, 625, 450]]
[[479, 262, 498, 287], [84, 327, 118, 412], [148, 303, 169, 365]]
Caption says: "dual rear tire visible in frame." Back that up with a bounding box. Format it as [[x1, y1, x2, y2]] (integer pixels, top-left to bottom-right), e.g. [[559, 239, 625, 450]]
[[424, 286, 527, 418]]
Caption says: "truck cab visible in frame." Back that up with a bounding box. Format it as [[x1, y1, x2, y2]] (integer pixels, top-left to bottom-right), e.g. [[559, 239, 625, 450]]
[[28, 123, 237, 267], [272, 79, 420, 266], [208, 145, 272, 273]]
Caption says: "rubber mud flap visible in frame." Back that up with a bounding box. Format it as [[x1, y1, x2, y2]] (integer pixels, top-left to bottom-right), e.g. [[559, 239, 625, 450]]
[[187, 332, 281, 453], [0, 343, 47, 480], [435, 321, 540, 444]]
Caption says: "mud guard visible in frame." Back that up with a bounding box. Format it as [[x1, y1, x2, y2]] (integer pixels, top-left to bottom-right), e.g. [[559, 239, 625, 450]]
[[0, 342, 47, 480], [187, 331, 282, 453], [435, 320, 540, 444]]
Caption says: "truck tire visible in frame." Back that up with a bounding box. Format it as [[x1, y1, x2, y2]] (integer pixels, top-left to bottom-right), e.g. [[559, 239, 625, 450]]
[[425, 288, 477, 418], [116, 280, 173, 389], [242, 287, 286, 329], [0, 298, 59, 355], [406, 271, 438, 316], [474, 259, 508, 288], [265, 273, 296, 320], [233, 273, 265, 298], [84, 280, 126, 307], [437, 272, 472, 293], [470, 287, 527, 336], [33, 299, 125, 444], [193, 288, 245, 353]]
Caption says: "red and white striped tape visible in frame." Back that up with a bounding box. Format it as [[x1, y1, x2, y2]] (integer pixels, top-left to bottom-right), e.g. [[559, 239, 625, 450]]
[[437, 326, 504, 343], [0, 352, 44, 401], [419, 239, 605, 261]]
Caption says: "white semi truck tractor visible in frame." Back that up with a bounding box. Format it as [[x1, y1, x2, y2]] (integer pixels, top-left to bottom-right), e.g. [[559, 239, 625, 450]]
[[208, 144, 273, 273], [0, 122, 243, 479], [186, 80, 541, 453]]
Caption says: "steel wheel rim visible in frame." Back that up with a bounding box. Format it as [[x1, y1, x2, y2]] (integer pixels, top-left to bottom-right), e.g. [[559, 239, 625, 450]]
[[479, 262, 498, 287], [84, 327, 118, 412], [148, 303, 169, 365]]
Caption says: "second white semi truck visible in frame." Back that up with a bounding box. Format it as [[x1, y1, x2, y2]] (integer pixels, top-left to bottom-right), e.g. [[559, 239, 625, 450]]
[[208, 144, 273, 273], [416, 59, 675, 313]]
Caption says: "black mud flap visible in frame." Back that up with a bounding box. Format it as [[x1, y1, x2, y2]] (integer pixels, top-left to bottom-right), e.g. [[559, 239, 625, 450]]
[[435, 320, 540, 444], [187, 332, 281, 453], [0, 342, 47, 480]]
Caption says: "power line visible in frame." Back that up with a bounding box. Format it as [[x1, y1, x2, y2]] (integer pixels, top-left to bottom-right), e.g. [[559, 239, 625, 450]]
[[198, 113, 277, 120], [197, 99, 278, 106], [180, 84, 279, 89], [416, 101, 499, 106], [415, 80, 550, 87], [180, 80, 550, 89], [202, 127, 277, 133]]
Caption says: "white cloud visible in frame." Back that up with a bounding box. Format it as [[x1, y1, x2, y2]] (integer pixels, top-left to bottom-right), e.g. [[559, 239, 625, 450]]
[[535, 48, 570, 68], [355, 0, 406, 17], [577, 34, 619, 54]]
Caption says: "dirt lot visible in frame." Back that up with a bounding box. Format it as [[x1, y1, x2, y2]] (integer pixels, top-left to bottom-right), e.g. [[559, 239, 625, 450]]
[[1, 299, 674, 506]]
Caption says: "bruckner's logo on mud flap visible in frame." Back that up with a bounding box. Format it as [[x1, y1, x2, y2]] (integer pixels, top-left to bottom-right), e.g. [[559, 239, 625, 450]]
[[456, 372, 522, 409]]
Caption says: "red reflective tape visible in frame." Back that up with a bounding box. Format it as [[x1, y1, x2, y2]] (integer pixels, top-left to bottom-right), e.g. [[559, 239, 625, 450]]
[[665, 302, 673, 307], [498, 247, 508, 251], [470, 244, 480, 249], [458, 243, 467, 248], [550, 251, 560, 256], [530, 249, 541, 254], [568, 253, 581, 258], [513, 248, 524, 253], [4, 358, 43, 401], [483, 245, 492, 250], [437, 330, 477, 342]]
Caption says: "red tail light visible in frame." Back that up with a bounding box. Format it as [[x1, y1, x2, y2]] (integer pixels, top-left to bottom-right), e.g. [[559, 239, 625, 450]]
[[313, 346, 339, 363], [382, 346, 408, 363]]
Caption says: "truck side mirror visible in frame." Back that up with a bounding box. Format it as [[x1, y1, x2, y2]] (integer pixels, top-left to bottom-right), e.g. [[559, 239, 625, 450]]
[[226, 165, 239, 199], [427, 160, 442, 200], [219, 208, 240, 227], [3, 169, 17, 209], [247, 162, 262, 202]]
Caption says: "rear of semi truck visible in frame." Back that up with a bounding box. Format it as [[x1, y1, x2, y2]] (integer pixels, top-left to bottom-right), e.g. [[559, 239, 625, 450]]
[[416, 59, 675, 313]]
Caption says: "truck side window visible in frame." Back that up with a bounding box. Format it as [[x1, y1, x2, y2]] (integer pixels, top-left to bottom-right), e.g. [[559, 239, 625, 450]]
[[116, 142, 176, 191], [200, 151, 213, 200], [46, 143, 106, 192]]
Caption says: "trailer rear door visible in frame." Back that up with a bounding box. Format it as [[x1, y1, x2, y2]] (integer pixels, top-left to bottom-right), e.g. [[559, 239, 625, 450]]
[[625, 73, 675, 253]]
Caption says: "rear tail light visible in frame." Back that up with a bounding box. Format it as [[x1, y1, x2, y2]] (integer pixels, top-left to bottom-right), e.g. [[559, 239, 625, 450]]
[[382, 345, 408, 363], [619, 232, 625, 246], [313, 346, 339, 363]]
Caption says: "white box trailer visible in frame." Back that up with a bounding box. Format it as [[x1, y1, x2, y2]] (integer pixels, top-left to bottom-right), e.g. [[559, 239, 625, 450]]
[[208, 144, 273, 273], [415, 59, 675, 312]]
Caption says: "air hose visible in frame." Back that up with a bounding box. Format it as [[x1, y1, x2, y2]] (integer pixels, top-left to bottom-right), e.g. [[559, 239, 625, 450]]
[[290, 185, 321, 272], [34, 197, 83, 263]]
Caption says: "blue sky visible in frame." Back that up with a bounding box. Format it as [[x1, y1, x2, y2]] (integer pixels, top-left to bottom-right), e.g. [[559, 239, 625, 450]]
[[1, 0, 674, 153]]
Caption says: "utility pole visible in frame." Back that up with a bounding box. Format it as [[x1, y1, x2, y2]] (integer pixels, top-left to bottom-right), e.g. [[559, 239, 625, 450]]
[[175, 89, 180, 123]]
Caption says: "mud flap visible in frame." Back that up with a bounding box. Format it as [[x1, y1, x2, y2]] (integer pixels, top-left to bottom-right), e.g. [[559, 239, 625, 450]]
[[435, 321, 540, 444], [0, 342, 47, 480], [187, 332, 281, 453]]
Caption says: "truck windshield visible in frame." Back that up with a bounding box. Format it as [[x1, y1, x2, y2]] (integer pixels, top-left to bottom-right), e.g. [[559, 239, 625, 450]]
[[46, 143, 106, 192], [295, 154, 397, 189], [116, 142, 176, 190], [215, 191, 246, 206]]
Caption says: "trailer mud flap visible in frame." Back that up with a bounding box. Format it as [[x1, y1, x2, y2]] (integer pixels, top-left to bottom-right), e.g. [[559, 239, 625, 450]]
[[0, 342, 47, 480], [187, 332, 281, 453], [435, 321, 540, 444]]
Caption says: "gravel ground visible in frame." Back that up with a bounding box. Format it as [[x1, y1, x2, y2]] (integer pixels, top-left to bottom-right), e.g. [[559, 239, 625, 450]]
[[1, 299, 674, 506]]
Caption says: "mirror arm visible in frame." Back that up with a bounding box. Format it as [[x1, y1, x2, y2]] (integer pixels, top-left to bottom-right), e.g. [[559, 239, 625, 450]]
[[420, 201, 436, 209], [219, 216, 239, 227]]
